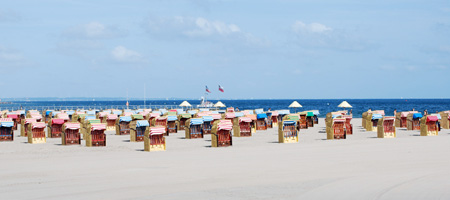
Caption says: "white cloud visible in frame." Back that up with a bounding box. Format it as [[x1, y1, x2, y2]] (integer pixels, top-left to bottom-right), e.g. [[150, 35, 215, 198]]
[[0, 45, 28, 67], [63, 22, 127, 39], [0, 9, 21, 22], [111, 46, 146, 63], [143, 16, 265, 45], [292, 21, 332, 34], [291, 20, 370, 51]]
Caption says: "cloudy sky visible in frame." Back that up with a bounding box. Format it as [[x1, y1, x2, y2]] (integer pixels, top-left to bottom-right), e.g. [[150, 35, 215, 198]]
[[1, 0, 449, 99]]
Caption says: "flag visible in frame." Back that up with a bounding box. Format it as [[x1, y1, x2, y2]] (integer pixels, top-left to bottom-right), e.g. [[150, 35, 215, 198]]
[[206, 86, 211, 93], [218, 85, 224, 92]]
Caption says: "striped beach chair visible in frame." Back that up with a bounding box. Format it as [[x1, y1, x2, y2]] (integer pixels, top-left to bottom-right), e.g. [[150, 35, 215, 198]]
[[28, 122, 46, 144], [185, 118, 204, 139], [21, 118, 36, 137], [420, 115, 438, 136], [211, 120, 233, 147], [0, 119, 14, 141], [6, 113, 20, 130], [343, 115, 353, 135], [62, 122, 81, 145], [326, 115, 346, 140], [178, 113, 191, 131], [256, 113, 268, 130], [270, 111, 279, 127], [47, 118, 65, 138], [407, 113, 422, 130], [377, 117, 396, 138], [233, 116, 252, 137], [86, 123, 107, 147], [202, 116, 213, 134], [144, 126, 166, 152], [106, 114, 118, 131]]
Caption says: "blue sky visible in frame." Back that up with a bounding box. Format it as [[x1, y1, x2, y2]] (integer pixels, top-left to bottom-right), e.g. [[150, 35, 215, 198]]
[[0, 0, 449, 99]]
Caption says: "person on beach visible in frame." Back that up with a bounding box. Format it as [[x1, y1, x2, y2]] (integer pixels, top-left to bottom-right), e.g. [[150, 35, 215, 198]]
[[268, 108, 271, 111], [349, 109, 352, 115], [412, 108, 415, 111], [235, 107, 239, 111], [394, 109, 397, 116], [424, 110, 428, 115]]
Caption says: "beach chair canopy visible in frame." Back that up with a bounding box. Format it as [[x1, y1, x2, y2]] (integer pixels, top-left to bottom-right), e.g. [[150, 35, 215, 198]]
[[51, 118, 65, 125], [307, 112, 314, 117], [257, 113, 267, 119], [243, 110, 254, 115], [283, 120, 296, 125], [190, 118, 204, 125], [88, 119, 101, 124], [107, 114, 118, 120], [119, 116, 132, 122], [235, 112, 244, 117], [270, 111, 279, 116], [132, 114, 144, 120], [150, 127, 165, 135], [430, 114, 441, 120], [225, 112, 236, 118], [413, 113, 423, 119], [286, 114, 299, 121], [227, 107, 235, 112], [372, 114, 383, 120], [167, 115, 178, 121], [217, 120, 233, 130], [211, 114, 222, 120], [32, 122, 46, 129], [239, 117, 252, 123], [91, 123, 106, 131], [211, 111, 219, 114], [426, 115, 438, 122], [188, 110, 198, 115], [7, 114, 18, 119], [45, 110, 54, 116], [136, 120, 150, 127], [202, 116, 213, 122], [0, 121, 14, 127], [255, 109, 264, 114], [384, 116, 395, 121], [180, 113, 191, 119], [65, 123, 80, 130], [85, 115, 96, 120]]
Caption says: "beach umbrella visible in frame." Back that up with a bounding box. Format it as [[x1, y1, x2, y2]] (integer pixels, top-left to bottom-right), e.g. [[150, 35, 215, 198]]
[[289, 101, 302, 113], [179, 101, 192, 107], [214, 101, 226, 108], [338, 101, 352, 110]]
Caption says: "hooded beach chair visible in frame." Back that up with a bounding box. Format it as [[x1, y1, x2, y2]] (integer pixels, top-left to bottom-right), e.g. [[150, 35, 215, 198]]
[[130, 120, 149, 142], [305, 111, 315, 127], [153, 116, 168, 134], [44, 110, 54, 123], [407, 113, 422, 130], [256, 113, 268, 130], [62, 122, 81, 145], [0, 119, 14, 141], [115, 116, 132, 135], [377, 117, 396, 138], [211, 120, 233, 147], [6, 113, 20, 130], [326, 117, 346, 140], [420, 115, 438, 136], [178, 113, 191, 131], [20, 118, 36, 137], [85, 123, 107, 147], [430, 113, 441, 131], [56, 113, 70, 123], [246, 114, 257, 133], [232, 116, 252, 137], [202, 116, 213, 134], [144, 126, 166, 152], [297, 112, 308, 129], [227, 107, 235, 113], [278, 119, 298, 143], [106, 114, 118, 131], [147, 112, 161, 126], [367, 113, 383, 132], [167, 115, 178, 134], [97, 112, 109, 123], [438, 111, 450, 129], [270, 111, 279, 127], [28, 122, 46, 144], [185, 118, 204, 139], [47, 118, 65, 138]]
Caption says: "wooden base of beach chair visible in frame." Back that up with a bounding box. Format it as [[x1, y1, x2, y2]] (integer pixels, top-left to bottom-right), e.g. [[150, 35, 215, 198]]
[[421, 123, 438, 136], [144, 135, 166, 152], [62, 133, 81, 145], [0, 128, 13, 141], [106, 126, 115, 131], [130, 130, 145, 142], [211, 130, 232, 147], [86, 131, 106, 147], [28, 137, 46, 144]]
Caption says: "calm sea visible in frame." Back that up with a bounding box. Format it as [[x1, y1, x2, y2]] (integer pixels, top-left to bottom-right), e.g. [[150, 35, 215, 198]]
[[2, 99, 449, 118]]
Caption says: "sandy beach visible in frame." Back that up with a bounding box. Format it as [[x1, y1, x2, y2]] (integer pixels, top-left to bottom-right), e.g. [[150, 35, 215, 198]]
[[1, 118, 450, 200]]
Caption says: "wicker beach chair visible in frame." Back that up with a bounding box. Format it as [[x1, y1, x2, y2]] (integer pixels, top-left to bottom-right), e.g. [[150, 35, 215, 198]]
[[256, 113, 268, 130], [27, 122, 46, 144], [62, 122, 81, 145], [185, 118, 204, 139], [232, 117, 252, 137], [47, 118, 65, 138], [167, 115, 178, 134], [407, 113, 422, 130], [0, 119, 14, 141], [178, 113, 191, 131], [377, 117, 396, 138], [85, 123, 106, 147], [278, 118, 298, 143], [420, 115, 438, 136], [130, 120, 149, 142], [115, 116, 131, 135], [106, 114, 118, 131], [211, 120, 233, 147], [144, 126, 166, 152]]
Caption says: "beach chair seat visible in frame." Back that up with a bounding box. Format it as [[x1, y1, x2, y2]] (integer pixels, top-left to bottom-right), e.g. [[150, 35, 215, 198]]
[[327, 118, 346, 140], [116, 116, 131, 135], [28, 122, 46, 144], [62, 123, 81, 145], [144, 126, 166, 152], [0, 120, 14, 141], [178, 114, 191, 131], [298, 113, 308, 129]]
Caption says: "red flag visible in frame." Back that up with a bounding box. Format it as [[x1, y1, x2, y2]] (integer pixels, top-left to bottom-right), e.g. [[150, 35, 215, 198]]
[[218, 85, 224, 92], [206, 86, 211, 93]]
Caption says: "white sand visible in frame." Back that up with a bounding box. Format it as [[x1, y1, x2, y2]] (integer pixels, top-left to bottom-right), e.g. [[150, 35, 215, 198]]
[[1, 118, 450, 199]]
